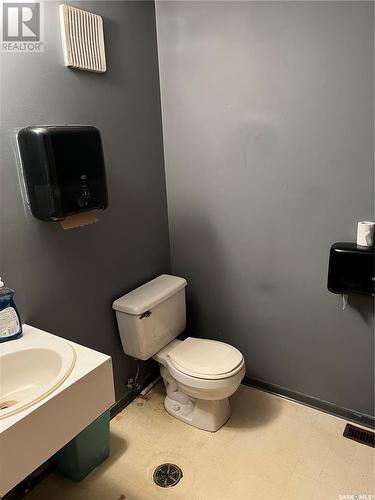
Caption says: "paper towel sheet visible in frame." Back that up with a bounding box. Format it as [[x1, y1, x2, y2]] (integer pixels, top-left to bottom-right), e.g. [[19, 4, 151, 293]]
[[60, 211, 99, 230]]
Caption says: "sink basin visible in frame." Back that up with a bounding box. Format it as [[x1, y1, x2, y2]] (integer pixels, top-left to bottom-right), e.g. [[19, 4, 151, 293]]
[[0, 336, 76, 419]]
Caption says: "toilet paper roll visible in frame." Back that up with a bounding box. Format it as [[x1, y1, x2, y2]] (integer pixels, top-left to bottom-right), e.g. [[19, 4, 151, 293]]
[[60, 211, 99, 230], [356, 221, 375, 248]]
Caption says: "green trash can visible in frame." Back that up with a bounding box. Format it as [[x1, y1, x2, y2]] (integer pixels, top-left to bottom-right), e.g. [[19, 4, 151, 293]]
[[53, 410, 110, 482]]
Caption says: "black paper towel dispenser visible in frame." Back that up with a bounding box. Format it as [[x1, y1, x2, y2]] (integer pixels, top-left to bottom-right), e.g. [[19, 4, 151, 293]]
[[17, 125, 108, 221], [327, 243, 375, 296]]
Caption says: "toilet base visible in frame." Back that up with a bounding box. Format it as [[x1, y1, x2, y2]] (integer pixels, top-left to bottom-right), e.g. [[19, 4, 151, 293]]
[[159, 363, 233, 432], [164, 394, 231, 432]]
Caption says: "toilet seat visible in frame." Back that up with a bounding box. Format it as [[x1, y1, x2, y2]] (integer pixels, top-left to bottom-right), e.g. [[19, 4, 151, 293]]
[[167, 337, 244, 380]]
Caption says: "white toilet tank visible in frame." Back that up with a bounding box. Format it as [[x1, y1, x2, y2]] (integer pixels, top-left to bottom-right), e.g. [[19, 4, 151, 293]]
[[112, 275, 187, 360]]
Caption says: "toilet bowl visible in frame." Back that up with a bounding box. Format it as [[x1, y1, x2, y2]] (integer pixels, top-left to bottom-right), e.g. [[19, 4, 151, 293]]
[[112, 274, 245, 432], [154, 338, 245, 431]]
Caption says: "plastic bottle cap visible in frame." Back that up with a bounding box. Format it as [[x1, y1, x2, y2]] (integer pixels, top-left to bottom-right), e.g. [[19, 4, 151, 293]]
[[0, 277, 4, 287]]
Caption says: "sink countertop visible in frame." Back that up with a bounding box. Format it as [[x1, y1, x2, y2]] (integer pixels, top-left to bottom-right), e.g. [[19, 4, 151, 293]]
[[0, 324, 113, 433], [0, 324, 115, 496]]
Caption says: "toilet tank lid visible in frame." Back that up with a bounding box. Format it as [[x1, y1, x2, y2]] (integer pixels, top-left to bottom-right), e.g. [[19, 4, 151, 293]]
[[112, 274, 187, 315]]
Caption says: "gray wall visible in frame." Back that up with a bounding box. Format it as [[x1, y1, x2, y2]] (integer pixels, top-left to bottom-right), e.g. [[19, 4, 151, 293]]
[[156, 1, 374, 416], [0, 1, 169, 401]]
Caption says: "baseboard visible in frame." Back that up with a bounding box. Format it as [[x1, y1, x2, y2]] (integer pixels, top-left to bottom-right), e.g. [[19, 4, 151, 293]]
[[110, 390, 140, 419], [243, 376, 375, 429]]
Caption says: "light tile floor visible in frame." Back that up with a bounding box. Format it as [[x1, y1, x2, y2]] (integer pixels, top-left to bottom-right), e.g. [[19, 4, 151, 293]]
[[28, 383, 374, 500]]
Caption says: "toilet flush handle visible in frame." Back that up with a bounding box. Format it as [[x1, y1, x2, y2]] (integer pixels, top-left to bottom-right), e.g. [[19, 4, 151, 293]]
[[139, 310, 152, 320]]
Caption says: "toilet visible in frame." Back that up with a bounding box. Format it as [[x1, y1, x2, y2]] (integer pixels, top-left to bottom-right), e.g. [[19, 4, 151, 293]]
[[112, 274, 245, 432]]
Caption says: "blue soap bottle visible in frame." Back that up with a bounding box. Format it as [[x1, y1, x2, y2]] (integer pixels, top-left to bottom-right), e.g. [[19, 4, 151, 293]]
[[0, 277, 23, 342]]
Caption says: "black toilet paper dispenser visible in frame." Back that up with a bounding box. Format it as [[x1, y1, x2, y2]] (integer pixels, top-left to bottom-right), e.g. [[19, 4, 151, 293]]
[[17, 125, 108, 221], [327, 242, 374, 296]]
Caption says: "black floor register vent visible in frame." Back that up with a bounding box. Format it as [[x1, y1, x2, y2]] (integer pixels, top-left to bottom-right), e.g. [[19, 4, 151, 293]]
[[343, 423, 374, 448]]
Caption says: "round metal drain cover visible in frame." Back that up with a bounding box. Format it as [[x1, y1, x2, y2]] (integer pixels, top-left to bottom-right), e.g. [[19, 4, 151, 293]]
[[153, 463, 182, 488]]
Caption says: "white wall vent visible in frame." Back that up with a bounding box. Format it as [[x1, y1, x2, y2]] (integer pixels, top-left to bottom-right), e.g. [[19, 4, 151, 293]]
[[59, 4, 106, 73]]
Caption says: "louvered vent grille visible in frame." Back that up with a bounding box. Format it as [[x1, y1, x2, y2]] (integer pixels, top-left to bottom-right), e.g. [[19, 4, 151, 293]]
[[59, 4, 106, 73], [343, 423, 374, 448]]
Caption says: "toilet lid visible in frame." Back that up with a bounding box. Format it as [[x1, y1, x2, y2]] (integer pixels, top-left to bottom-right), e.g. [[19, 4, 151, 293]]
[[167, 337, 244, 379]]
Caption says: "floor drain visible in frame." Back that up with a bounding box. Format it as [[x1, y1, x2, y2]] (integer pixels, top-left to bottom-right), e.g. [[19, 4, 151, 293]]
[[153, 463, 182, 488], [0, 400, 18, 410]]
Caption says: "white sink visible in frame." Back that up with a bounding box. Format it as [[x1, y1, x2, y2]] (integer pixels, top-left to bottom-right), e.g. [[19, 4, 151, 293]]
[[0, 337, 76, 419], [0, 325, 115, 497]]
